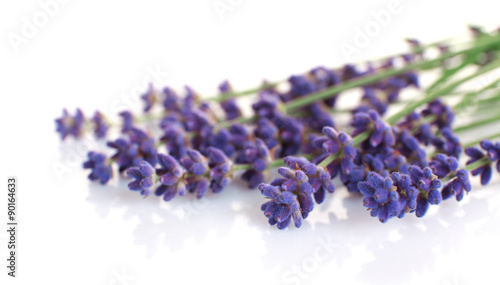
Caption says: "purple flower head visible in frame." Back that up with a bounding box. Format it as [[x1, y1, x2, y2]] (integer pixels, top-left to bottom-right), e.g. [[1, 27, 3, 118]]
[[91, 111, 109, 139], [55, 108, 85, 140], [129, 128, 158, 166], [341, 64, 363, 81], [127, 161, 155, 196], [83, 151, 112, 184], [432, 127, 462, 158], [285, 75, 317, 101], [181, 86, 199, 114], [422, 99, 455, 129], [230, 124, 250, 150], [396, 130, 428, 168], [207, 147, 233, 194], [351, 110, 395, 148], [303, 103, 336, 132], [259, 184, 303, 230], [429, 154, 459, 178], [218, 80, 242, 120], [358, 172, 405, 223], [155, 153, 186, 201], [107, 138, 140, 172], [208, 128, 235, 157], [465, 140, 500, 185], [355, 87, 389, 115], [407, 165, 442, 217], [183, 108, 214, 132], [160, 123, 188, 160], [119, 111, 134, 134], [273, 113, 304, 157], [238, 139, 272, 188], [308, 66, 340, 107], [282, 156, 335, 204], [181, 149, 209, 176], [312, 127, 356, 178], [162, 86, 181, 111], [107, 128, 157, 172], [252, 90, 280, 119], [141, 84, 156, 113], [254, 118, 280, 151], [441, 169, 472, 201]]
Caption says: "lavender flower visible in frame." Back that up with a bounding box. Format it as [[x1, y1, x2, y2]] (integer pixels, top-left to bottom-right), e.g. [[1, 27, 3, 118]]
[[441, 169, 471, 201], [351, 110, 395, 148], [119, 111, 134, 134], [312, 127, 356, 178], [254, 118, 280, 151], [107, 128, 157, 172], [91, 111, 109, 139], [259, 156, 334, 229], [160, 123, 188, 160], [162, 86, 181, 111], [83, 151, 112, 184], [260, 184, 303, 229], [207, 147, 233, 193], [465, 140, 500, 185], [155, 153, 186, 201], [55, 108, 85, 140], [238, 139, 272, 188], [218, 80, 242, 120], [127, 161, 155, 196], [141, 84, 156, 113]]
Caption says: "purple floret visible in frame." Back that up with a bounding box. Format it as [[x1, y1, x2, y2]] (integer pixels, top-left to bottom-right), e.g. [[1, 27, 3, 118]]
[[55, 108, 85, 140], [83, 151, 112, 184]]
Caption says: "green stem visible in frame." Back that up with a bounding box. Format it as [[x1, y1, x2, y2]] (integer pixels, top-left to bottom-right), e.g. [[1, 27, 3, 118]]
[[464, 157, 490, 172], [454, 113, 500, 133], [207, 40, 449, 103], [284, 34, 500, 112], [453, 78, 500, 111], [232, 153, 315, 171], [386, 58, 500, 125], [463, 132, 500, 147], [317, 131, 372, 168], [210, 82, 282, 103]]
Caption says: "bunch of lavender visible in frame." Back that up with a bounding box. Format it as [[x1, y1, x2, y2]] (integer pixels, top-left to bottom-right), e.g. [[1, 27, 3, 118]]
[[56, 26, 500, 229]]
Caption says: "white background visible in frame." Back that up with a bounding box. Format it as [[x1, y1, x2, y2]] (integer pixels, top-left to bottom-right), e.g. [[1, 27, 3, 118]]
[[1, 1, 500, 284]]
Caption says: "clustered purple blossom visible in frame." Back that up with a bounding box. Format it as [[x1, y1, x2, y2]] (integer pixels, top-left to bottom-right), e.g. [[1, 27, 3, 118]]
[[56, 36, 500, 230]]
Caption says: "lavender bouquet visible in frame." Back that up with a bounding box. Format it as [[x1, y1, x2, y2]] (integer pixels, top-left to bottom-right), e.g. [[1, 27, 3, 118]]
[[55, 27, 500, 229]]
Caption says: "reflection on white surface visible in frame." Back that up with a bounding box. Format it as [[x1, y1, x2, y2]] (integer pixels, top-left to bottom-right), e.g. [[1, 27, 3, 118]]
[[84, 170, 500, 285]]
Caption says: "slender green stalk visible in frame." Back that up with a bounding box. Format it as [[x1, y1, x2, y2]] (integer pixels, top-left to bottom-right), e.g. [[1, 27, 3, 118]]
[[454, 113, 500, 133], [386, 59, 500, 125], [463, 132, 500, 147], [232, 154, 315, 171], [454, 78, 500, 111], [210, 82, 282, 103], [208, 40, 450, 103], [426, 58, 474, 93], [317, 131, 371, 168], [284, 34, 500, 112], [464, 157, 490, 172]]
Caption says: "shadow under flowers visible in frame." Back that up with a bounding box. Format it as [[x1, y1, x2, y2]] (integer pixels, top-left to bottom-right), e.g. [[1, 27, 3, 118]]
[[256, 180, 500, 284], [85, 177, 260, 258], [355, 180, 500, 285]]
